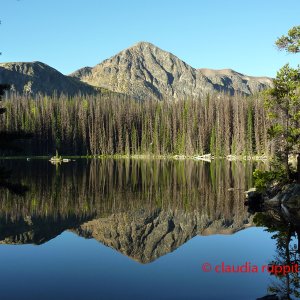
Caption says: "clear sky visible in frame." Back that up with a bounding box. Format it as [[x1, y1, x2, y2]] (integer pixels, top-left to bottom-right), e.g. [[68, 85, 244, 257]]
[[1, 0, 299, 77]]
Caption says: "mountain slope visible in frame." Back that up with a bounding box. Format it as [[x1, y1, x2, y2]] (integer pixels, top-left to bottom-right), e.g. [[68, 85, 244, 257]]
[[0, 61, 98, 96], [71, 42, 273, 100]]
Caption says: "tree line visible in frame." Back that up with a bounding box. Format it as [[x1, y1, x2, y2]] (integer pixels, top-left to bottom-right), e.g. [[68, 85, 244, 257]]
[[0, 92, 278, 156]]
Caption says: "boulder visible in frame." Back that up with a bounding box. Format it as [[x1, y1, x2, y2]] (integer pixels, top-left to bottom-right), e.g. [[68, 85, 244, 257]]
[[265, 184, 300, 206]]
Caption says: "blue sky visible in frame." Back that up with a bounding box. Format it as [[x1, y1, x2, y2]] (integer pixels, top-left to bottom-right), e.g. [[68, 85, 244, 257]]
[[1, 0, 299, 77]]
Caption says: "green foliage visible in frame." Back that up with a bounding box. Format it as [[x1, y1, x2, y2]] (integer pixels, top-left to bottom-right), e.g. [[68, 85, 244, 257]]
[[267, 123, 284, 138], [275, 25, 300, 53], [267, 64, 300, 102], [246, 106, 254, 155], [0, 93, 269, 156], [253, 168, 287, 191], [264, 64, 300, 179], [209, 126, 216, 155], [82, 99, 89, 110]]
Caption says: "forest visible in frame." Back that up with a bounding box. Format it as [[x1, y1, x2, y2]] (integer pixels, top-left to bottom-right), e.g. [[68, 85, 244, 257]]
[[0, 92, 277, 157]]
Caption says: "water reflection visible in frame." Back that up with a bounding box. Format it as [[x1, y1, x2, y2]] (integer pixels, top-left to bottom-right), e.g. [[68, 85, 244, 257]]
[[254, 201, 300, 299], [0, 159, 254, 263], [0, 165, 28, 196]]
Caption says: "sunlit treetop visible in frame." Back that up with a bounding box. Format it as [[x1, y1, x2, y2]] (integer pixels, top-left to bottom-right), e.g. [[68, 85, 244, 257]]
[[276, 25, 300, 53]]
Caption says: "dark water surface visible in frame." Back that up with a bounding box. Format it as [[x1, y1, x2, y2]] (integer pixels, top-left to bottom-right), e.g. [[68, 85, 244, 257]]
[[0, 159, 291, 299]]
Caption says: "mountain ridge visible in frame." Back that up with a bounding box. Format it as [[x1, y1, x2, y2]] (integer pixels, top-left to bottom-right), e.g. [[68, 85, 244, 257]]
[[0, 42, 273, 98], [71, 41, 273, 99], [0, 61, 98, 96]]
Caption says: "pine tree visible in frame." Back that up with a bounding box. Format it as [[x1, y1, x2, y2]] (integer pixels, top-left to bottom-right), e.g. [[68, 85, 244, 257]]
[[265, 64, 300, 181], [276, 25, 300, 53], [274, 25, 300, 182]]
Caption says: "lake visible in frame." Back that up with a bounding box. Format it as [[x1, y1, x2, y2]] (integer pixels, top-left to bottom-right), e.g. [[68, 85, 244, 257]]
[[0, 159, 295, 299]]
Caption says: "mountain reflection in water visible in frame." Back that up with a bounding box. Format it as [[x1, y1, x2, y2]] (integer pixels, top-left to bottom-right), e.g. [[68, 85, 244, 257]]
[[0, 159, 255, 263]]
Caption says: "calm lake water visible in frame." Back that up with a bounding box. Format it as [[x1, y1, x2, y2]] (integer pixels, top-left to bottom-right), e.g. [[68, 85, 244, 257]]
[[0, 159, 295, 299]]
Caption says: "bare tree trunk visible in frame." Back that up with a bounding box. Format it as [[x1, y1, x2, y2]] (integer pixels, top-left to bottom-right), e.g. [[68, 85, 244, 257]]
[[297, 153, 300, 184], [285, 150, 291, 181]]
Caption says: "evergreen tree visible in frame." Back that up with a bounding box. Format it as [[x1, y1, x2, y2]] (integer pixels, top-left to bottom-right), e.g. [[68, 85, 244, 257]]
[[275, 25, 300, 182], [276, 25, 300, 53], [265, 64, 300, 180]]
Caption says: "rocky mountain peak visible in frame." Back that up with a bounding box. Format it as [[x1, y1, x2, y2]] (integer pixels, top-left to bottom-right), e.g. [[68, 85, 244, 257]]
[[0, 42, 273, 98], [128, 41, 159, 50], [71, 41, 273, 100]]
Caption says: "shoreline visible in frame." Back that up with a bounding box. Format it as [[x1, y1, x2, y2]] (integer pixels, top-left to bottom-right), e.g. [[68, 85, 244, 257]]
[[0, 154, 271, 162]]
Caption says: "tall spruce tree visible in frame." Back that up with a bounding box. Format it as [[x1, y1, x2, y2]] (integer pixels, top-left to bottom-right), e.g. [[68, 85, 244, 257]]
[[274, 26, 300, 182], [265, 64, 300, 181], [254, 26, 300, 188]]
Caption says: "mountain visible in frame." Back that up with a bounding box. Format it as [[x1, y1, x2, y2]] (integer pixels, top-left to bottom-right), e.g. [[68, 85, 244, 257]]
[[71, 42, 273, 100], [0, 61, 98, 96], [0, 43, 273, 99]]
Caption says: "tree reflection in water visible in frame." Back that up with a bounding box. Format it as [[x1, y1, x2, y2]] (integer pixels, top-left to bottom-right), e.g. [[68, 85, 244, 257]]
[[0, 165, 28, 196], [254, 206, 300, 300], [0, 159, 255, 262]]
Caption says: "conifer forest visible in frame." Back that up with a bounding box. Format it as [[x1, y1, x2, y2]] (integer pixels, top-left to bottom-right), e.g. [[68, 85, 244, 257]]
[[0, 92, 275, 156]]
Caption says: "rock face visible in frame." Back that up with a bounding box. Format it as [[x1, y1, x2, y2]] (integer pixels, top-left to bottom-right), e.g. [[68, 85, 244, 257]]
[[263, 184, 300, 207], [71, 42, 273, 100], [0, 61, 97, 96], [272, 184, 300, 227], [0, 43, 273, 99]]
